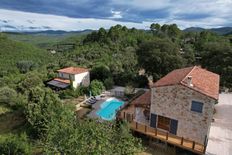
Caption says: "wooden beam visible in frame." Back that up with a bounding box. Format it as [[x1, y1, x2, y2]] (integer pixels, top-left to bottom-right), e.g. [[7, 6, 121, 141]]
[[192, 141, 195, 150], [166, 132, 168, 140], [181, 137, 184, 145], [203, 145, 206, 154], [145, 125, 147, 133]]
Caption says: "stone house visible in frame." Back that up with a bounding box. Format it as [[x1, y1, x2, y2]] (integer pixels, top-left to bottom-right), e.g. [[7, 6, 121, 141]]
[[123, 66, 219, 149]]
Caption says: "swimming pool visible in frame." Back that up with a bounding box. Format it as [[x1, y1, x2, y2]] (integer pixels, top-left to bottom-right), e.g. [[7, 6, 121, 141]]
[[96, 98, 125, 120]]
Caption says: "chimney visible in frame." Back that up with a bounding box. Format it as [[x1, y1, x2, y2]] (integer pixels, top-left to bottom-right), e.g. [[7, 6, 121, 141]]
[[187, 76, 193, 87]]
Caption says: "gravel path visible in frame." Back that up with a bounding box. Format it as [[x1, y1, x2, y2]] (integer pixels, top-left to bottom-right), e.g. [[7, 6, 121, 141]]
[[206, 93, 232, 155]]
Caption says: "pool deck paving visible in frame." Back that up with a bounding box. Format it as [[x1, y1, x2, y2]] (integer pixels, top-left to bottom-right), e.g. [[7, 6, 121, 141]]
[[87, 99, 105, 119], [206, 93, 232, 155]]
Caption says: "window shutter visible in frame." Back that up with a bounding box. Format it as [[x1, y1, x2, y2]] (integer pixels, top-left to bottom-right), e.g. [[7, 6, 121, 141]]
[[150, 113, 157, 128], [170, 119, 178, 135]]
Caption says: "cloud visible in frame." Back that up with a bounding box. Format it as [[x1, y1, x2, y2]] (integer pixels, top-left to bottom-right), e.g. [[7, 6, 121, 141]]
[[109, 10, 122, 19], [0, 0, 231, 30], [0, 9, 152, 31]]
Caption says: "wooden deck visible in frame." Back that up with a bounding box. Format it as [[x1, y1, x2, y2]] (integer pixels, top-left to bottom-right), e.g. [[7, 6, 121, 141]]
[[129, 121, 206, 155]]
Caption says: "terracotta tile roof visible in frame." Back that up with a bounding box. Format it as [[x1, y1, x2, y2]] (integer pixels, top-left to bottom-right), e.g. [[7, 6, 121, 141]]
[[57, 67, 89, 75], [131, 91, 151, 106], [153, 66, 194, 87], [54, 78, 70, 84], [153, 66, 220, 100]]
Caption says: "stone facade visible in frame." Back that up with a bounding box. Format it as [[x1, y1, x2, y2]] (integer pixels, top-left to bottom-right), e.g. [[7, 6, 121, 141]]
[[150, 84, 216, 144]]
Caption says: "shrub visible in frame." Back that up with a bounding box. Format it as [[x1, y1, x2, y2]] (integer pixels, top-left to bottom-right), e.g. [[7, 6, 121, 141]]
[[0, 87, 17, 107], [104, 77, 114, 90], [90, 80, 105, 96], [0, 133, 32, 155], [16, 60, 37, 74]]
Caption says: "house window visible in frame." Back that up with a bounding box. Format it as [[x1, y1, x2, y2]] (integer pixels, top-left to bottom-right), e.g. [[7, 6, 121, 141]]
[[60, 73, 63, 77], [191, 101, 203, 113], [157, 115, 170, 131]]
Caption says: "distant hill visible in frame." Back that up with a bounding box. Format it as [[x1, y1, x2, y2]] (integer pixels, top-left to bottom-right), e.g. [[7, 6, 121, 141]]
[[3, 30, 93, 49], [0, 33, 53, 72], [4, 29, 94, 36], [184, 27, 232, 35]]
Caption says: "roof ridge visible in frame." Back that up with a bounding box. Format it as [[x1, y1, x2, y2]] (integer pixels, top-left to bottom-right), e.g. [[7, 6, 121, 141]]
[[180, 66, 196, 84]]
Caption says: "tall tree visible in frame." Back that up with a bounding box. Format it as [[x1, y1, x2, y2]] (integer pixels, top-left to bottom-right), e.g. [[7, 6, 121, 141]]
[[137, 38, 183, 81]]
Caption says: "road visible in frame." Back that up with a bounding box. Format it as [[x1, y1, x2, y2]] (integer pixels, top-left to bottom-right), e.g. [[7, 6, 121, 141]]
[[206, 93, 232, 155]]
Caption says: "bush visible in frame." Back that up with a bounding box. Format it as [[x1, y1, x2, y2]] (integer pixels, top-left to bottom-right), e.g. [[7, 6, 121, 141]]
[[0, 133, 32, 155], [58, 86, 89, 99], [16, 60, 37, 74], [104, 77, 114, 90], [0, 87, 17, 107], [90, 80, 105, 96]]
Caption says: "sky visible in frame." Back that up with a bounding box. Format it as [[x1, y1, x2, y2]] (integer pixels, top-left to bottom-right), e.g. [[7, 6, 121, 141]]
[[0, 0, 231, 31]]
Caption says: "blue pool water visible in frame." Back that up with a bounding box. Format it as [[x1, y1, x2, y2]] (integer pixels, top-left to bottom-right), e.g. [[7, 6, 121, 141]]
[[96, 98, 125, 120]]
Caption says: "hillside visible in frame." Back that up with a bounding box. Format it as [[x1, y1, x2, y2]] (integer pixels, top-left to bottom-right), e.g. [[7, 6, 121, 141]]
[[3, 30, 93, 49], [0, 33, 54, 73], [184, 27, 232, 35]]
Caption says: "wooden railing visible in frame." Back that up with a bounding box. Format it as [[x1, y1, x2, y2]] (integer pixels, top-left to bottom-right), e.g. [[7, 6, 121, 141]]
[[120, 113, 206, 155]]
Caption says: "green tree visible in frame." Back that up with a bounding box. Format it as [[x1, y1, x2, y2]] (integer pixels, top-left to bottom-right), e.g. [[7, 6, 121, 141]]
[[90, 65, 111, 82], [18, 72, 44, 93], [150, 23, 161, 35], [137, 38, 183, 81], [16, 60, 37, 74], [201, 42, 232, 87], [24, 87, 63, 138], [44, 119, 143, 155], [90, 80, 105, 96], [103, 77, 114, 90]]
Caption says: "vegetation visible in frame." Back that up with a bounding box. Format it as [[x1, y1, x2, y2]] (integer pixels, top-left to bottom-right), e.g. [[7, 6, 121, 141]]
[[0, 23, 231, 154], [0, 133, 32, 155], [90, 80, 105, 96]]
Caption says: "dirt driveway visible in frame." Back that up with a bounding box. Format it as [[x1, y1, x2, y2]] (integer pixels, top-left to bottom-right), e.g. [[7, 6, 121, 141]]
[[206, 93, 232, 155]]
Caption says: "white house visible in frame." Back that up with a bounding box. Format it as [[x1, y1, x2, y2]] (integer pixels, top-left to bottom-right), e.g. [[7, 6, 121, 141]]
[[47, 67, 90, 89]]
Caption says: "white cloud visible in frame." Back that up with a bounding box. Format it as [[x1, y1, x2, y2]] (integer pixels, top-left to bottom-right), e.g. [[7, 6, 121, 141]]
[[0, 0, 232, 33], [0, 9, 151, 31], [109, 10, 122, 19], [112, 0, 232, 28]]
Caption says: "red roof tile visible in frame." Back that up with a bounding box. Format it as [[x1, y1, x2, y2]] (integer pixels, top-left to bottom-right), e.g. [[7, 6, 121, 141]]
[[153, 66, 220, 100], [54, 78, 70, 84], [153, 66, 194, 87], [131, 91, 151, 106], [57, 67, 89, 75]]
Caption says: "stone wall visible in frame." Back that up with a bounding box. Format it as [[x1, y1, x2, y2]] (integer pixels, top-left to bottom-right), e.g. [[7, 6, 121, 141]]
[[150, 84, 216, 144]]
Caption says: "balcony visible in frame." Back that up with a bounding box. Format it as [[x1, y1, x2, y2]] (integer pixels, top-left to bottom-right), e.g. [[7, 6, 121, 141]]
[[119, 112, 206, 155]]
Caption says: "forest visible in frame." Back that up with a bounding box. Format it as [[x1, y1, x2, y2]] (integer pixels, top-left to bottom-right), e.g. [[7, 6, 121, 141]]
[[0, 23, 231, 154]]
